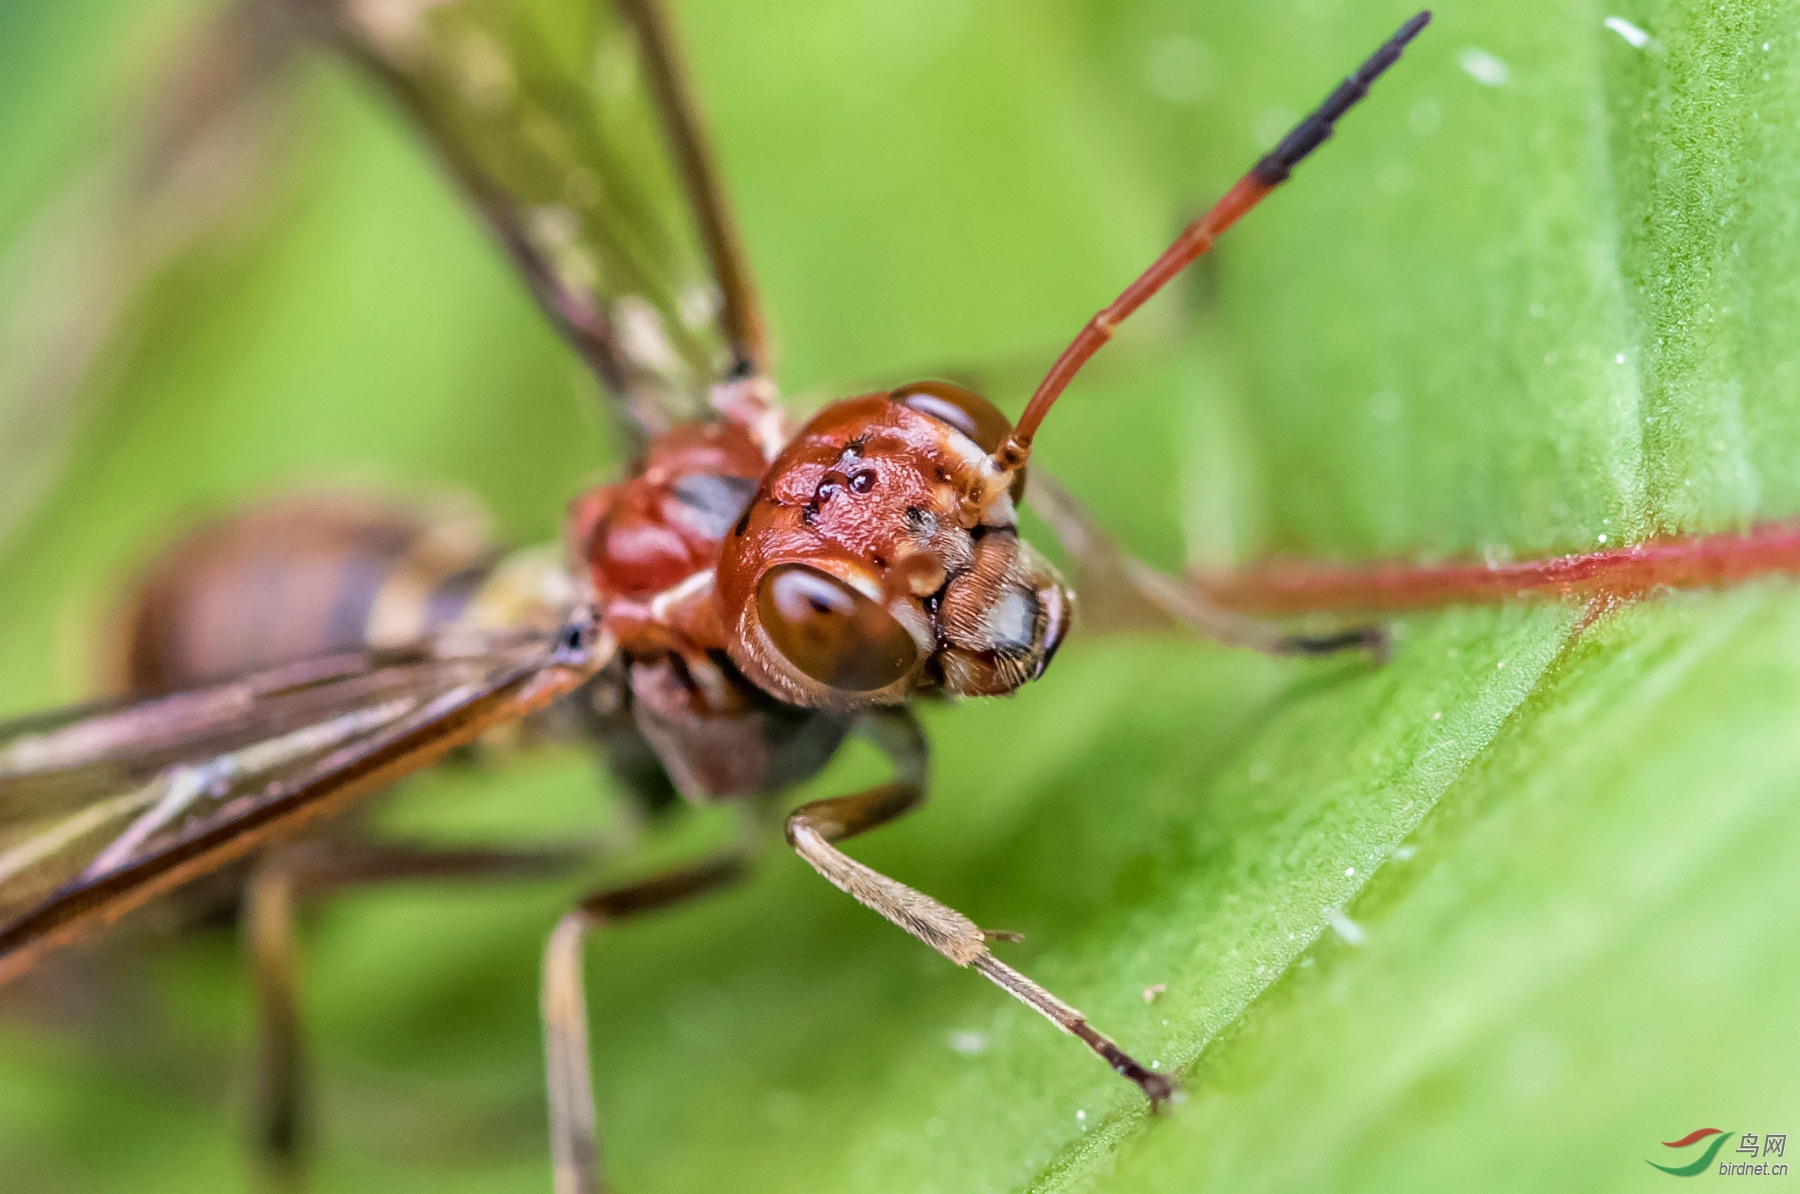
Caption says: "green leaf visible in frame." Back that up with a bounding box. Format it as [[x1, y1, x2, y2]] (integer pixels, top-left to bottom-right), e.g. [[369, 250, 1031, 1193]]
[[2, 2, 1798, 1193]]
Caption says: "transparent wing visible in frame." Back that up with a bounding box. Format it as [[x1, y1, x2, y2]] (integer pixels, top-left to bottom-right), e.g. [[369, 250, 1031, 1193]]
[[288, 0, 766, 447], [0, 620, 606, 981]]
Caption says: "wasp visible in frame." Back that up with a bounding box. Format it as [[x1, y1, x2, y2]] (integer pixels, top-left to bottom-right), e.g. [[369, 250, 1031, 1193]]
[[0, 3, 1428, 1188]]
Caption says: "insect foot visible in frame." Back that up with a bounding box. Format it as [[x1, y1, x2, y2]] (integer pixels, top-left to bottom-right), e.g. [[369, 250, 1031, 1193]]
[[1071, 1015, 1178, 1109], [970, 953, 1175, 1107], [1277, 623, 1391, 663]]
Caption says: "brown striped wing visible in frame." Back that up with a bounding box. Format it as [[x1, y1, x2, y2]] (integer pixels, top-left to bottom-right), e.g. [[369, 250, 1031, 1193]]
[[0, 619, 606, 983], [287, 0, 767, 449]]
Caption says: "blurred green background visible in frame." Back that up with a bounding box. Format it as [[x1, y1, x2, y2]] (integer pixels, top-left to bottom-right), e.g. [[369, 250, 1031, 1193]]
[[2, 1, 1799, 1191]]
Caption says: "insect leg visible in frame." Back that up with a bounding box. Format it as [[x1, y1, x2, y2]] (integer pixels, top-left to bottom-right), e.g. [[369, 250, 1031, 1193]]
[[243, 838, 580, 1187], [542, 853, 749, 1194], [1027, 474, 1387, 658], [785, 710, 1173, 1105], [244, 852, 306, 1190]]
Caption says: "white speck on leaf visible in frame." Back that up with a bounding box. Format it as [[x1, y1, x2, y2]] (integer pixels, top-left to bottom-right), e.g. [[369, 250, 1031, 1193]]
[[1394, 844, 1418, 861], [948, 1030, 988, 1055], [1458, 48, 1510, 86], [1604, 17, 1651, 48], [1325, 907, 1367, 945]]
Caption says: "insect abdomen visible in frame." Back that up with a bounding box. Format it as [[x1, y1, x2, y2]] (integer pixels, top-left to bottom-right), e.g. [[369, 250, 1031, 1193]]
[[114, 494, 542, 694]]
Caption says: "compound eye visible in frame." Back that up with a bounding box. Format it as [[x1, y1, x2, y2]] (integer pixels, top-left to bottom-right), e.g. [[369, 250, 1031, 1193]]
[[891, 380, 1026, 502], [891, 380, 1011, 453], [756, 564, 919, 692]]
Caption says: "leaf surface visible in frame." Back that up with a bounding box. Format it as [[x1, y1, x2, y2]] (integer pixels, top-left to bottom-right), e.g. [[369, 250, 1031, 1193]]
[[0, 2, 1796, 1192]]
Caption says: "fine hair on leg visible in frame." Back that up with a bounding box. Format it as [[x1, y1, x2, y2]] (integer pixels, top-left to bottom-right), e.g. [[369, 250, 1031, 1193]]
[[785, 710, 1174, 1104]]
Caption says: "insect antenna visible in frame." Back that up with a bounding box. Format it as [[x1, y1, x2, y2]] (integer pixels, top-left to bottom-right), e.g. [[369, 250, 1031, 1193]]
[[973, 10, 1432, 504]]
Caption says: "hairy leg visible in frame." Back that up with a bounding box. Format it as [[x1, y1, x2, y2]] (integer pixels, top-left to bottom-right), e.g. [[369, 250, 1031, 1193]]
[[785, 710, 1173, 1104]]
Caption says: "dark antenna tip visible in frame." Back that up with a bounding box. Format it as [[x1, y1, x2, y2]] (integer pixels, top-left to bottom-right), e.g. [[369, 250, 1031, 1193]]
[[1252, 11, 1434, 187], [996, 10, 1430, 475]]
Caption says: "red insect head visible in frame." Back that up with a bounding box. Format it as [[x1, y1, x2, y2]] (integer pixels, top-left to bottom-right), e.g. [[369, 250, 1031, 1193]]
[[716, 381, 1068, 711], [569, 0, 1400, 713]]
